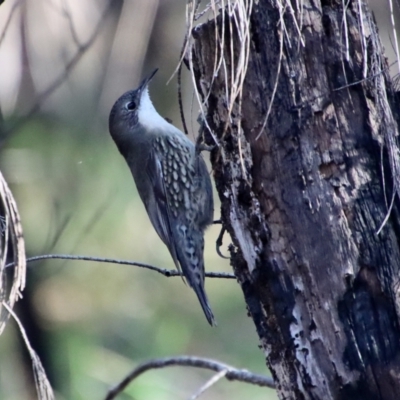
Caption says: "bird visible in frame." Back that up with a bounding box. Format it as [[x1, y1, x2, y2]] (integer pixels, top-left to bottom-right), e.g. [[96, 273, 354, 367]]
[[108, 69, 216, 326]]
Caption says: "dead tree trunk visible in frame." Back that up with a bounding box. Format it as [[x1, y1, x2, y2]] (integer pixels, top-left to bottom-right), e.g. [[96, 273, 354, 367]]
[[190, 1, 400, 399]]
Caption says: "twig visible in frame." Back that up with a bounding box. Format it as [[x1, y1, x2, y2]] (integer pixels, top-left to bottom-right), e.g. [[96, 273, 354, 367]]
[[28, 0, 112, 117], [60, 0, 82, 48], [333, 61, 397, 92], [177, 55, 189, 136], [189, 369, 228, 400], [3, 0, 113, 138], [104, 355, 275, 400], [5, 254, 236, 279], [282, 60, 397, 114], [169, 0, 202, 137], [0, 0, 23, 47]]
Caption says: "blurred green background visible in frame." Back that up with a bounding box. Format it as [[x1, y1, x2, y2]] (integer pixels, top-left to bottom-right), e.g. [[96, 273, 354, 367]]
[[0, 0, 397, 399], [0, 1, 276, 399]]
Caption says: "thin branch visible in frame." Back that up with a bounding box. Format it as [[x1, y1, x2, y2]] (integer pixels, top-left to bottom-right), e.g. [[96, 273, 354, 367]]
[[333, 61, 397, 92], [5, 254, 236, 279], [168, 1, 199, 136], [104, 355, 275, 400], [284, 60, 397, 112], [28, 0, 112, 117], [189, 369, 228, 400], [60, 0, 82, 48], [177, 62, 189, 136], [0, 0, 23, 47], [3, 0, 113, 138]]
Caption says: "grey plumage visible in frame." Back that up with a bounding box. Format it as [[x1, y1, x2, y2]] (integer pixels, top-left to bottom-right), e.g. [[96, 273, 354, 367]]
[[108, 69, 216, 326]]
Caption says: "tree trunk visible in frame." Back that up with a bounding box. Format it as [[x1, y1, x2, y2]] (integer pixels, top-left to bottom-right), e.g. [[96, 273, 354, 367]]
[[190, 1, 400, 399]]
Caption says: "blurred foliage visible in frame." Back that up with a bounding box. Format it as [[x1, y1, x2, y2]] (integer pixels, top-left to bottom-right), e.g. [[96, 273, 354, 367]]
[[0, 104, 276, 400], [0, 1, 276, 399], [2, 0, 395, 398]]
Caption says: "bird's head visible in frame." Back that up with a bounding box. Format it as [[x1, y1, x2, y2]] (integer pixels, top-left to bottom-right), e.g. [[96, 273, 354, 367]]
[[109, 68, 160, 142]]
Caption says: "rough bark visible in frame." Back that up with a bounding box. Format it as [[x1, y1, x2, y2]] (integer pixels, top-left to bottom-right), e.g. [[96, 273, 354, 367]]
[[191, 1, 400, 399]]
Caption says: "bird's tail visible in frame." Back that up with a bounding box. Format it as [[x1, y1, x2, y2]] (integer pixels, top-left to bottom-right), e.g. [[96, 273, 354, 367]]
[[192, 282, 217, 326], [175, 229, 217, 326]]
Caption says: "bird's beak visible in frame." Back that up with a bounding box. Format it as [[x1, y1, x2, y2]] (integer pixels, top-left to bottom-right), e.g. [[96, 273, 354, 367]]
[[138, 68, 158, 94]]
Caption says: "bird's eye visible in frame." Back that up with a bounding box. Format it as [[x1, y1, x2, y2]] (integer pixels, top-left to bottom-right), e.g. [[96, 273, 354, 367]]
[[126, 101, 137, 111]]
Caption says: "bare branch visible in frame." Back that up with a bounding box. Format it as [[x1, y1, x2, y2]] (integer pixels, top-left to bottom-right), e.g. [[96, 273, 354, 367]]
[[26, 0, 112, 117], [0, 0, 23, 47], [104, 355, 275, 400], [189, 369, 227, 400], [60, 0, 82, 48], [3, 0, 113, 138], [5, 254, 236, 279]]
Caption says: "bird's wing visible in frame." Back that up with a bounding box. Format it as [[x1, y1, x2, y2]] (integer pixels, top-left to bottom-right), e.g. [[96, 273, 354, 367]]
[[144, 146, 182, 273]]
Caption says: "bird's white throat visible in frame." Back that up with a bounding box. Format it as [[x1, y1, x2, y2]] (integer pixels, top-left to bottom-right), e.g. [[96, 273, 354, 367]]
[[138, 88, 176, 133]]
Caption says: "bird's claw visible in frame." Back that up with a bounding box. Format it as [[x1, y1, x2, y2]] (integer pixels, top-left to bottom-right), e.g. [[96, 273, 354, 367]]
[[216, 225, 229, 259]]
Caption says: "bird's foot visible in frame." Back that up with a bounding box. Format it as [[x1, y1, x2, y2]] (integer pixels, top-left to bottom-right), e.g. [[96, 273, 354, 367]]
[[216, 225, 229, 259]]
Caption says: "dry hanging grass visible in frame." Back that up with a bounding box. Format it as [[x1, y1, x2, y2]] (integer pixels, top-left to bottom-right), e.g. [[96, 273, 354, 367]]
[[0, 169, 26, 334], [181, 0, 400, 232]]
